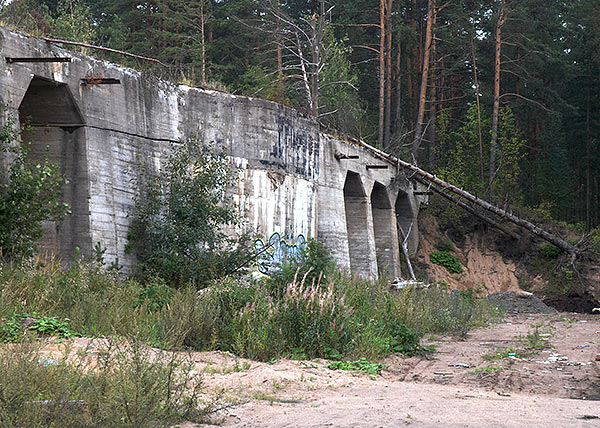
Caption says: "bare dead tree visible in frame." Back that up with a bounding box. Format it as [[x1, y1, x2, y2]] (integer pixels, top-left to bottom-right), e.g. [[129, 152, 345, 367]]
[[248, 0, 356, 118]]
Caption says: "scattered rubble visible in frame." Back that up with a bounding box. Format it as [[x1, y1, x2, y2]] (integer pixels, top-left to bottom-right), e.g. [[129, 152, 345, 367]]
[[485, 291, 556, 314]]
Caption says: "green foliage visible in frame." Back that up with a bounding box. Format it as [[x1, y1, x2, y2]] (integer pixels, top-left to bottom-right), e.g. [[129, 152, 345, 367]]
[[0, 0, 53, 36], [28, 315, 76, 339], [135, 278, 174, 312], [493, 106, 526, 204], [381, 324, 427, 356], [237, 65, 289, 105], [389, 286, 497, 338], [0, 0, 95, 44], [429, 251, 464, 274], [319, 24, 362, 136], [0, 317, 23, 343], [228, 277, 353, 360], [0, 312, 76, 342], [265, 238, 337, 298], [327, 358, 383, 376], [589, 227, 600, 257], [0, 110, 70, 261], [127, 138, 252, 288], [538, 242, 561, 259], [52, 0, 96, 44], [0, 254, 499, 361], [436, 105, 489, 195]]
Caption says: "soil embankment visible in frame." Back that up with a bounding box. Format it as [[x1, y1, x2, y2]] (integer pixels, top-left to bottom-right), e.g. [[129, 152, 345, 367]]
[[415, 216, 521, 294]]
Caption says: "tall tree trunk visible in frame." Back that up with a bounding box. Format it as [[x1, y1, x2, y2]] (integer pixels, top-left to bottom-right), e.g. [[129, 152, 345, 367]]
[[378, 0, 386, 147], [411, 0, 435, 158], [394, 29, 402, 135], [471, 35, 484, 184], [309, 0, 325, 117], [384, 0, 393, 149], [406, 54, 414, 128], [489, 0, 507, 188], [586, 97, 591, 231], [274, 7, 286, 101], [594, 174, 600, 226], [427, 12, 438, 169], [200, 1, 206, 84], [311, 16, 319, 116]]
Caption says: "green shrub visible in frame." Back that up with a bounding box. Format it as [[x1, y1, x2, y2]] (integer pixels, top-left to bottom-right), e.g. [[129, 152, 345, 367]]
[[429, 250, 464, 274], [265, 238, 337, 298], [327, 358, 383, 375], [382, 324, 425, 356], [28, 315, 77, 339], [0, 109, 70, 261], [126, 138, 253, 288], [0, 317, 23, 343], [538, 242, 561, 259], [135, 277, 173, 312]]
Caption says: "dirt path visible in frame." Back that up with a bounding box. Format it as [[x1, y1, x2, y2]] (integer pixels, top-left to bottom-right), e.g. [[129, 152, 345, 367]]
[[190, 313, 599, 428]]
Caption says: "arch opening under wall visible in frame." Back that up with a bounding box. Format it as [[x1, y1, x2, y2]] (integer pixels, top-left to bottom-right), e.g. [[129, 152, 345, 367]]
[[395, 190, 414, 247], [371, 181, 396, 276], [343, 171, 370, 275], [18, 76, 89, 260]]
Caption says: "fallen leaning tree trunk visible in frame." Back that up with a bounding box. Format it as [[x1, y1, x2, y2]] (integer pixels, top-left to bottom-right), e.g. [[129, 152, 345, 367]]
[[358, 141, 578, 256], [412, 175, 521, 241]]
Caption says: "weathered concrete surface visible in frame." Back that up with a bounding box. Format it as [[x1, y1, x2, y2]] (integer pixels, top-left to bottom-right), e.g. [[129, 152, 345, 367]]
[[0, 27, 425, 278]]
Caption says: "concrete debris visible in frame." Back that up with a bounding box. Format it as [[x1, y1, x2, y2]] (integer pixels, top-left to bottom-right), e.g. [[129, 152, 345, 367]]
[[390, 279, 430, 290]]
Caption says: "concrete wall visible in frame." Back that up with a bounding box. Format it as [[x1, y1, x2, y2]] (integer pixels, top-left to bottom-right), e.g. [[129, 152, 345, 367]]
[[0, 27, 425, 279]]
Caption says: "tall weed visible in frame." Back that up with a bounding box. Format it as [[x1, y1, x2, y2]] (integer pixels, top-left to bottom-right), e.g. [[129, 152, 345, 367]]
[[0, 338, 211, 427]]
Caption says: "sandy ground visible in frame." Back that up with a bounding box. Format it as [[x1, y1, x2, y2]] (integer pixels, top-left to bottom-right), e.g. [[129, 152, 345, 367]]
[[194, 313, 600, 428], [36, 313, 600, 427]]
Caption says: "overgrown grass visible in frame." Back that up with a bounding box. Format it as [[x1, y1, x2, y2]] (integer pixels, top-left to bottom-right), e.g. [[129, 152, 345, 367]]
[[0, 338, 214, 427], [0, 250, 502, 423], [0, 255, 499, 361]]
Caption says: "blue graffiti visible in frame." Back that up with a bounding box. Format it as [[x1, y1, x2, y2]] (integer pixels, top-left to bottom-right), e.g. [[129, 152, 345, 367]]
[[255, 232, 306, 275]]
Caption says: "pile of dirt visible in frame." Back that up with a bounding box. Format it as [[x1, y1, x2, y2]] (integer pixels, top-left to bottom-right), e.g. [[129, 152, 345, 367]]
[[485, 291, 556, 314]]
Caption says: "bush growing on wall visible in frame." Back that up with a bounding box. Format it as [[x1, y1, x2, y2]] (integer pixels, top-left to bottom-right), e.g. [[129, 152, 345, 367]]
[[126, 138, 253, 288], [0, 110, 70, 261]]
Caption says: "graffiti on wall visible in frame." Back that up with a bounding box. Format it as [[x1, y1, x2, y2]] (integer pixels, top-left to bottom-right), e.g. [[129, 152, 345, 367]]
[[255, 232, 306, 275]]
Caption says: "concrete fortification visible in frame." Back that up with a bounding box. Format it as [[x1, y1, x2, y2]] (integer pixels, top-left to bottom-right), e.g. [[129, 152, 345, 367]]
[[0, 27, 425, 279]]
